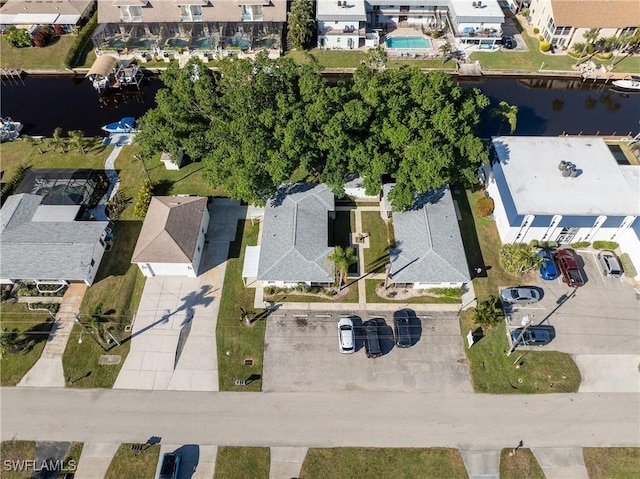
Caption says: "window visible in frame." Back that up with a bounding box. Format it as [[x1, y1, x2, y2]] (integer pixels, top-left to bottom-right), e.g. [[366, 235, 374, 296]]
[[620, 27, 636, 36], [547, 17, 555, 31], [554, 26, 570, 36]]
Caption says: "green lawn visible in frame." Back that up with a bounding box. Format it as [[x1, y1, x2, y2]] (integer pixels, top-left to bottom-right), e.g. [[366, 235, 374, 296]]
[[456, 188, 520, 301], [104, 443, 160, 479], [0, 440, 36, 479], [460, 310, 581, 393], [500, 448, 545, 479], [287, 49, 366, 68], [1, 35, 81, 70], [0, 303, 54, 386], [300, 448, 468, 479], [216, 220, 266, 391], [362, 211, 390, 274], [214, 447, 270, 479], [365, 280, 461, 304], [64, 442, 84, 475], [583, 448, 640, 479]]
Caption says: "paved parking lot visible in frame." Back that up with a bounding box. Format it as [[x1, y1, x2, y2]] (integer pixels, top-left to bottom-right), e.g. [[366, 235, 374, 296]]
[[262, 309, 472, 393], [504, 249, 640, 392]]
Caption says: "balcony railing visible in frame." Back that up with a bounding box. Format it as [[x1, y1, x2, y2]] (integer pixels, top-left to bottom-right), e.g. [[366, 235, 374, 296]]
[[181, 14, 204, 22], [319, 27, 365, 36]]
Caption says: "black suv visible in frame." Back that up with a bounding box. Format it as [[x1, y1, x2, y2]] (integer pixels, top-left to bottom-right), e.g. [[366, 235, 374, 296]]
[[393, 310, 412, 348], [159, 452, 180, 479], [502, 36, 516, 49], [363, 319, 382, 358]]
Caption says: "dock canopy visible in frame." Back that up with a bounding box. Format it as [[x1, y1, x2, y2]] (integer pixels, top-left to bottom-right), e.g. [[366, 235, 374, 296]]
[[85, 55, 118, 78]]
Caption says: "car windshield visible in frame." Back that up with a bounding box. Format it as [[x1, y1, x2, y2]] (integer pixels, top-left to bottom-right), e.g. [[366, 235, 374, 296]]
[[512, 290, 520, 298]]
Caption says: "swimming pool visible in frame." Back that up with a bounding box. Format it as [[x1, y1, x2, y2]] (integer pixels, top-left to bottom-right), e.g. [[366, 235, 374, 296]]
[[386, 36, 433, 49]]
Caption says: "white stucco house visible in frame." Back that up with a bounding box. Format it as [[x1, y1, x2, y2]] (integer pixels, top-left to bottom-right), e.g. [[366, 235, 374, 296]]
[[255, 183, 335, 287], [132, 196, 209, 278], [0, 193, 111, 287], [317, 0, 369, 50], [382, 184, 471, 289], [485, 136, 640, 277]]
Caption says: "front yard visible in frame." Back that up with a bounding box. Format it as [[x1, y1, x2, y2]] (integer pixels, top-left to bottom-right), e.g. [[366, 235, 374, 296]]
[[104, 443, 160, 479], [214, 447, 270, 479]]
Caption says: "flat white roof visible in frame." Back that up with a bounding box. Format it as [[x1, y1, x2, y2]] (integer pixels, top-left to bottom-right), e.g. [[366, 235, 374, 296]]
[[317, 0, 366, 20], [450, 0, 505, 19], [492, 136, 640, 216]]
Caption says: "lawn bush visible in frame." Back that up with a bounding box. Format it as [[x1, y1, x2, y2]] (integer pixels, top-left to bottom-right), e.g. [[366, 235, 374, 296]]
[[33, 27, 52, 48], [592, 240, 619, 250], [475, 196, 494, 217], [428, 287, 463, 298], [538, 35, 544, 42], [529, 239, 540, 248], [540, 41, 551, 52], [4, 28, 32, 48], [64, 12, 97, 68], [133, 179, 153, 218], [500, 243, 541, 274], [570, 241, 590, 249], [619, 253, 637, 278], [533, 27, 539, 34]]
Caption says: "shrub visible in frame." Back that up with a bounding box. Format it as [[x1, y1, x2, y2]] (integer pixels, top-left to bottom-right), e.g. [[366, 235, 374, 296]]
[[499, 243, 542, 275], [592, 241, 619, 250], [428, 287, 462, 298], [533, 27, 539, 34], [1, 164, 30, 198], [4, 28, 32, 48], [540, 41, 551, 52], [570, 241, 591, 249], [539, 240, 558, 248], [64, 11, 97, 68], [529, 239, 540, 248], [475, 196, 495, 217], [133, 179, 154, 218], [538, 35, 544, 42], [619, 253, 637, 278], [33, 27, 52, 47], [53, 24, 65, 36]]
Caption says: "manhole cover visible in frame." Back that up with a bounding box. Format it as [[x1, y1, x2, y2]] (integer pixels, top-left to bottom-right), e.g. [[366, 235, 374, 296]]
[[98, 355, 121, 365]]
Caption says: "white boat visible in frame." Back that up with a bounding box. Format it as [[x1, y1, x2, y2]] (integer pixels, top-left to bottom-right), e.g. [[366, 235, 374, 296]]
[[101, 117, 137, 134], [611, 77, 640, 91], [0, 117, 23, 142]]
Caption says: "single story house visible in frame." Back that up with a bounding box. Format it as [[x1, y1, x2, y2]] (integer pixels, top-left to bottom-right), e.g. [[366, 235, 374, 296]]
[[0, 0, 94, 32], [255, 183, 335, 287], [384, 184, 471, 289], [0, 193, 111, 286], [131, 196, 209, 278], [529, 0, 638, 49], [485, 136, 639, 276]]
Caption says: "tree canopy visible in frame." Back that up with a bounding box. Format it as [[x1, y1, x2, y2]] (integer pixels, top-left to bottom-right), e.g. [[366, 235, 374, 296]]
[[136, 54, 490, 210]]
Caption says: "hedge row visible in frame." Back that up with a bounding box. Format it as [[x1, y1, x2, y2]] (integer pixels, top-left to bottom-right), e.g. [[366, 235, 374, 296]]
[[64, 12, 97, 68], [1, 164, 30, 199]]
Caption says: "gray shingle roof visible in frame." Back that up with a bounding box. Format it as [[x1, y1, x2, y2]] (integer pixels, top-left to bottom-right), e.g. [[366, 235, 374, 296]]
[[131, 196, 208, 264], [258, 183, 335, 283], [0, 194, 109, 282], [390, 185, 470, 284]]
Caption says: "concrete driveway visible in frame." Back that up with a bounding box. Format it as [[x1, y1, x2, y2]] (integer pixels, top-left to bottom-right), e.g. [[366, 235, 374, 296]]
[[114, 199, 250, 391], [504, 249, 640, 392], [262, 309, 472, 393]]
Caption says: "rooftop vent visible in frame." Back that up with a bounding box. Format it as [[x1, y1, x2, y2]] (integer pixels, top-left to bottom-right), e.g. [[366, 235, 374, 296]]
[[560, 161, 577, 177]]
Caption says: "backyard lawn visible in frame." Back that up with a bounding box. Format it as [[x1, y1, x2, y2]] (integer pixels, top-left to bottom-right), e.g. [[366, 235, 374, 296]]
[[104, 443, 160, 479], [216, 220, 266, 391], [583, 448, 640, 479], [361, 211, 390, 274], [459, 310, 581, 394], [500, 448, 545, 479], [214, 447, 270, 479], [300, 448, 468, 479], [0, 303, 55, 386]]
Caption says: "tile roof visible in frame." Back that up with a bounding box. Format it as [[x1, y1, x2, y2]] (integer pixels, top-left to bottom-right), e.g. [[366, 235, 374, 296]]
[[131, 196, 208, 264], [258, 183, 335, 283], [390, 185, 470, 284], [551, 0, 640, 28], [0, 0, 93, 16], [0, 194, 109, 282]]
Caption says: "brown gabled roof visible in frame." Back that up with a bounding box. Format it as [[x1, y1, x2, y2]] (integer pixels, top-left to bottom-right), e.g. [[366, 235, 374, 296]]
[[132, 196, 207, 264], [551, 0, 640, 28]]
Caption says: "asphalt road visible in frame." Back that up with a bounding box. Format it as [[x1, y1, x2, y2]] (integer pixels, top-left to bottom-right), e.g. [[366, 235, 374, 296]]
[[1, 388, 639, 449]]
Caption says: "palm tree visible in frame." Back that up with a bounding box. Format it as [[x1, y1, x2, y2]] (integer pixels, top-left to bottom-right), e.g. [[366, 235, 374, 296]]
[[287, 0, 315, 50], [470, 296, 503, 327], [439, 43, 451, 63], [23, 135, 44, 154], [133, 153, 151, 181], [67, 130, 86, 154], [325, 246, 359, 290], [49, 127, 66, 153], [490, 101, 518, 135], [577, 28, 599, 64]]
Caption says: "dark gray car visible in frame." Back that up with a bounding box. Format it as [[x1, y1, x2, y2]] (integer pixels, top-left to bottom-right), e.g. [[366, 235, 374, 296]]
[[363, 319, 382, 358], [393, 310, 412, 348]]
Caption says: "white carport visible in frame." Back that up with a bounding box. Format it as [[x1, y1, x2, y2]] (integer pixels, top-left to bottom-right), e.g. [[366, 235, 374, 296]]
[[242, 245, 261, 286]]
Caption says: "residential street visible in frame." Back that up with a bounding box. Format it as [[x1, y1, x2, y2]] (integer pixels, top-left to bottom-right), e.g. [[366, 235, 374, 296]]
[[2, 388, 638, 449]]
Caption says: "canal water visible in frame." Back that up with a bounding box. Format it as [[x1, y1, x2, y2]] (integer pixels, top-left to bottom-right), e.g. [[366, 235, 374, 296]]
[[1, 74, 639, 137]]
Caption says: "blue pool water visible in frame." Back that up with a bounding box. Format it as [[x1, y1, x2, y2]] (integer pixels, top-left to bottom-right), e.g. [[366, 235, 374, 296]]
[[191, 37, 216, 49], [227, 37, 250, 49], [386, 36, 433, 49], [166, 38, 189, 48]]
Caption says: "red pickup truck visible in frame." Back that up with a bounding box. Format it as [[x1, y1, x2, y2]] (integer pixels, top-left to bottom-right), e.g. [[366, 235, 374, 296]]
[[554, 249, 585, 287]]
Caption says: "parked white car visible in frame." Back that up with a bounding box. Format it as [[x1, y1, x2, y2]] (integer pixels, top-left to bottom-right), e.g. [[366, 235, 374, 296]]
[[338, 317, 355, 354]]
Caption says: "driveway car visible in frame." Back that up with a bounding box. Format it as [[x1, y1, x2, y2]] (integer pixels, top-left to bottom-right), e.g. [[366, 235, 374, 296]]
[[500, 287, 541, 304], [502, 36, 516, 49], [537, 250, 558, 280], [159, 452, 180, 479], [597, 250, 623, 278], [337, 317, 355, 354], [554, 249, 586, 287], [363, 319, 382, 358], [393, 310, 412, 348], [511, 326, 553, 346]]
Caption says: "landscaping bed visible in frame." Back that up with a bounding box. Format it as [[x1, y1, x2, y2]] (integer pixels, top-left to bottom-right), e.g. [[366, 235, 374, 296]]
[[365, 280, 461, 304], [265, 284, 359, 303]]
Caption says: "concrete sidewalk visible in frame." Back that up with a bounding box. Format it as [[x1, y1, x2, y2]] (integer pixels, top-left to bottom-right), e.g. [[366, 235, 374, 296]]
[[532, 447, 589, 479], [74, 442, 120, 479], [269, 447, 308, 479], [461, 450, 499, 479], [18, 284, 87, 388]]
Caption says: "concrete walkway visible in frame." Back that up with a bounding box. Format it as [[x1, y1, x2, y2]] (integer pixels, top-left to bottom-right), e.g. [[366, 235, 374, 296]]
[[532, 447, 589, 479], [18, 284, 87, 388], [74, 442, 120, 479], [461, 450, 500, 479], [88, 144, 122, 221], [269, 447, 308, 479]]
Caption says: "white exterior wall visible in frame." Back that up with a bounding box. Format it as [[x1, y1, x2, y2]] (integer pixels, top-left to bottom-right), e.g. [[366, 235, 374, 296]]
[[456, 21, 503, 32], [486, 177, 512, 243], [413, 282, 464, 289], [137, 262, 195, 278], [318, 20, 360, 49], [191, 206, 210, 275]]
